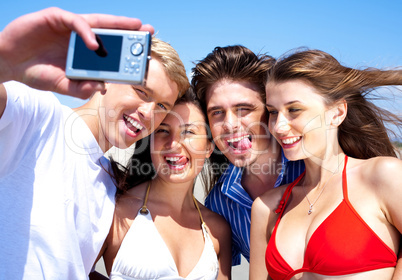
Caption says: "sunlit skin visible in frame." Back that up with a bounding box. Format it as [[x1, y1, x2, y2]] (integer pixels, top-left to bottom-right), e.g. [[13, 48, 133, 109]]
[[206, 79, 276, 168], [96, 102, 232, 279], [265, 79, 338, 164], [151, 103, 213, 183], [249, 79, 402, 280], [74, 58, 179, 152]]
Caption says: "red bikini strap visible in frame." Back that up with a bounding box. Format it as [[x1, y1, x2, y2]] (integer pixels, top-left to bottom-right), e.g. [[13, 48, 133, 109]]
[[342, 155, 349, 201], [274, 171, 306, 216]]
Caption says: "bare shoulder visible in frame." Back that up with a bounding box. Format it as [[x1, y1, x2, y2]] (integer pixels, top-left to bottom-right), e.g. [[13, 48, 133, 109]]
[[198, 203, 231, 239], [253, 184, 289, 214], [358, 156, 402, 188], [115, 182, 148, 217]]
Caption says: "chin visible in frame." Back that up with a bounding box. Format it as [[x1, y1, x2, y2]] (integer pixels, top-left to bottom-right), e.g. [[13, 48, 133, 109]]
[[231, 156, 254, 168]]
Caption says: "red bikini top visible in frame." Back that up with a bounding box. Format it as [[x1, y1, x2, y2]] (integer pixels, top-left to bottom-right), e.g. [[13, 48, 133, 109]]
[[265, 156, 397, 280]]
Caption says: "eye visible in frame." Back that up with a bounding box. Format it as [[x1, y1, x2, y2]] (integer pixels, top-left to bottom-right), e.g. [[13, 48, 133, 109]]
[[134, 87, 147, 97], [157, 103, 167, 110], [211, 110, 223, 116], [267, 110, 278, 115], [155, 128, 169, 134], [183, 130, 196, 135], [289, 108, 301, 113]]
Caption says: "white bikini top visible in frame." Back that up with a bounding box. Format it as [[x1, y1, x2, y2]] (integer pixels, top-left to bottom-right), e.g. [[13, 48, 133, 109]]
[[110, 184, 219, 280]]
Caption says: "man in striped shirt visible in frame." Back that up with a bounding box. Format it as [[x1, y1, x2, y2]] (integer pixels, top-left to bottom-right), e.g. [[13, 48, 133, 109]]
[[191, 45, 305, 266]]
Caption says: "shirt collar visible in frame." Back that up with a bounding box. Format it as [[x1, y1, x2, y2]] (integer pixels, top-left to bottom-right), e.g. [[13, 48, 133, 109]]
[[217, 151, 291, 208], [218, 163, 254, 209]]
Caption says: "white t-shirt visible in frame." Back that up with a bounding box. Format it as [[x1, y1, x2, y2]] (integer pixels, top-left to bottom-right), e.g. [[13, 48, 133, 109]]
[[0, 81, 116, 279]]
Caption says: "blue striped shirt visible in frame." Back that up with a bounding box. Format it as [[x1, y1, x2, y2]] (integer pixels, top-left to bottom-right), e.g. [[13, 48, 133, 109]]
[[204, 152, 305, 265]]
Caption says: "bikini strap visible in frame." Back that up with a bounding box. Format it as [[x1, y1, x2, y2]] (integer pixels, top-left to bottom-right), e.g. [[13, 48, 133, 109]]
[[140, 181, 151, 215], [342, 155, 349, 201], [274, 171, 305, 216], [193, 195, 206, 227]]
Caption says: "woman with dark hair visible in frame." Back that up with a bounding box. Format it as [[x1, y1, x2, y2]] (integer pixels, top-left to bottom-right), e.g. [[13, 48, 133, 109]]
[[92, 89, 232, 280], [250, 49, 402, 280]]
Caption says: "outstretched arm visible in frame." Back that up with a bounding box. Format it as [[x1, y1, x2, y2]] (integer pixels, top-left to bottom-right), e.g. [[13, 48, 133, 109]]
[[0, 7, 154, 99]]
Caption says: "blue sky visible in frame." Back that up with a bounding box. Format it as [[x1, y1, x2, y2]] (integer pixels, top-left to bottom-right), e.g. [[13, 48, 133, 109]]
[[1, 0, 401, 117]]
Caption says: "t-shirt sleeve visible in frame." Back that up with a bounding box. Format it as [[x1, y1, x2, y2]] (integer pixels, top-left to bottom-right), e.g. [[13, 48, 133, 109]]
[[0, 81, 61, 176]]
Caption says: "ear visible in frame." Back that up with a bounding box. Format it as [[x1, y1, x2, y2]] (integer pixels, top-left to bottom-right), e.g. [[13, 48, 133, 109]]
[[101, 82, 111, 95], [205, 141, 215, 159], [330, 100, 347, 127]]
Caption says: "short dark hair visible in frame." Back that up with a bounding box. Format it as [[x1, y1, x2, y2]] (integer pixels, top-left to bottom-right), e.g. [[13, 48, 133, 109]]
[[191, 45, 275, 188]]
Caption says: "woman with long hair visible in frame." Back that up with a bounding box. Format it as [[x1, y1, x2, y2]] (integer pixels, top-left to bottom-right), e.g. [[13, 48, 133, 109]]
[[250, 49, 402, 280]]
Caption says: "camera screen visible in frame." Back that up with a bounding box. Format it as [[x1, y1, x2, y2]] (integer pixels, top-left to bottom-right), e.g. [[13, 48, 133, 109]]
[[72, 34, 122, 72]]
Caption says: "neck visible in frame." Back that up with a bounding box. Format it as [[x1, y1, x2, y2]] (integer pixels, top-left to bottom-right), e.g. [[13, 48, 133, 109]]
[[150, 177, 196, 211], [73, 94, 110, 153], [241, 140, 282, 200], [303, 149, 345, 188]]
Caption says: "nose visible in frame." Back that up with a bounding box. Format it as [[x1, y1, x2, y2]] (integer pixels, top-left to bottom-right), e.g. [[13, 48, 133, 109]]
[[138, 102, 155, 121], [273, 113, 291, 134], [164, 132, 183, 151], [222, 111, 240, 132]]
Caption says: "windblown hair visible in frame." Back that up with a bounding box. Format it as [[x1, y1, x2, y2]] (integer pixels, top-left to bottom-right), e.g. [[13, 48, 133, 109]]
[[110, 87, 213, 198], [192, 45, 275, 108], [191, 45, 276, 188], [151, 37, 190, 97], [267, 48, 402, 159]]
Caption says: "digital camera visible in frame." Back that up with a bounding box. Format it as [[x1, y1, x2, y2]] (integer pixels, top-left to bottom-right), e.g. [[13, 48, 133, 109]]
[[66, 28, 151, 85]]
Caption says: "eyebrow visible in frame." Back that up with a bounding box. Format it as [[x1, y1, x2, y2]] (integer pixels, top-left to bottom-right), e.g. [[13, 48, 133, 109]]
[[207, 102, 255, 114], [159, 123, 201, 130], [266, 100, 301, 107], [180, 123, 202, 129]]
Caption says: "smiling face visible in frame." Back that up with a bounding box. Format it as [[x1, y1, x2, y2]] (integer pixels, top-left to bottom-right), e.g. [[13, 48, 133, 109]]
[[98, 58, 179, 151], [265, 79, 337, 161], [205, 79, 271, 167], [150, 102, 213, 183]]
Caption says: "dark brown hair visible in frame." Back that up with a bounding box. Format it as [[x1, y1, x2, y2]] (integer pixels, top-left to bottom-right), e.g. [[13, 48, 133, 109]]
[[191, 45, 276, 188], [267, 48, 402, 159]]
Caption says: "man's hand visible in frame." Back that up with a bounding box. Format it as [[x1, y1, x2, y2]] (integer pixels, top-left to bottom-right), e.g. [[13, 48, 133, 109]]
[[0, 7, 154, 98]]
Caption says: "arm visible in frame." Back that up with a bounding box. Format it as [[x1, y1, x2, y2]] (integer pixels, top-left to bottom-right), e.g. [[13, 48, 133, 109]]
[[217, 221, 232, 280], [372, 157, 402, 279], [89, 271, 109, 280], [393, 245, 402, 280], [250, 196, 271, 280], [0, 7, 154, 98], [0, 84, 6, 119]]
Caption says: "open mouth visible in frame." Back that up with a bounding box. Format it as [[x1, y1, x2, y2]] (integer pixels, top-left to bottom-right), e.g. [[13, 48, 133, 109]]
[[124, 114, 143, 134], [281, 136, 301, 145], [226, 134, 252, 150], [165, 156, 189, 169]]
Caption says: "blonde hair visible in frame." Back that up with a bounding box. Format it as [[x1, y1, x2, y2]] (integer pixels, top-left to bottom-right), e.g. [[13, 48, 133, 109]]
[[151, 37, 189, 97]]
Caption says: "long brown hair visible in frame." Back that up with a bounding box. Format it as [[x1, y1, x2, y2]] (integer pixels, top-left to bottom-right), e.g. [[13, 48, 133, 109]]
[[267, 49, 402, 159]]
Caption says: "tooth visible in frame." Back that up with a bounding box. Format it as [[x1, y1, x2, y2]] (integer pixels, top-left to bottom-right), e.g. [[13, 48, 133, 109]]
[[125, 115, 143, 130], [283, 137, 300, 144], [227, 135, 250, 143], [166, 157, 179, 162]]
